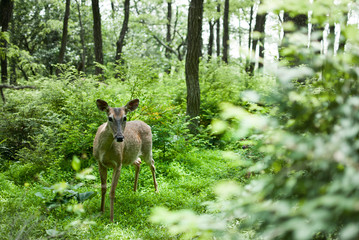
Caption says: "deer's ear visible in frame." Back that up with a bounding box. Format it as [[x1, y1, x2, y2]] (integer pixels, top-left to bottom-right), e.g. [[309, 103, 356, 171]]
[[96, 99, 109, 113], [125, 99, 139, 112]]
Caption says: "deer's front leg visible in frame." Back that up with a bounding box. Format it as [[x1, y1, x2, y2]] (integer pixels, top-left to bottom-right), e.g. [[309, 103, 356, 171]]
[[133, 158, 141, 192], [99, 164, 108, 213], [109, 164, 122, 222]]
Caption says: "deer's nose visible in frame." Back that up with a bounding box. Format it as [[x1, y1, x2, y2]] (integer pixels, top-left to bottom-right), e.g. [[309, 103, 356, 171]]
[[116, 136, 124, 142]]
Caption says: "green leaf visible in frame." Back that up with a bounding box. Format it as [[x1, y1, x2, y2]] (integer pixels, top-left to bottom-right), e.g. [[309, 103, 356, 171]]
[[72, 156, 81, 172], [46, 229, 64, 237], [52, 182, 68, 193], [76, 191, 97, 203], [35, 192, 45, 199], [341, 224, 359, 240]]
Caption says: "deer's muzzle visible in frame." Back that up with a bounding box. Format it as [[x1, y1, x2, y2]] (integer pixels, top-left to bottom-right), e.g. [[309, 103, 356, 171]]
[[115, 135, 124, 142]]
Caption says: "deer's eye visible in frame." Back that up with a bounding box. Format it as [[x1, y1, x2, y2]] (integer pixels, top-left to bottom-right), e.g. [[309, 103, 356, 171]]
[[123, 116, 127, 122], [108, 116, 113, 122]]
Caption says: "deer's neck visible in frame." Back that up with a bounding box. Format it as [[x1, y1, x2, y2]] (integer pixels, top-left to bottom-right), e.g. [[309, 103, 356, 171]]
[[99, 123, 117, 150]]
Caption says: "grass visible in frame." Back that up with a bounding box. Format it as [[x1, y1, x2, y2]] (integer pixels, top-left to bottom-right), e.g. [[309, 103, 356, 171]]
[[0, 148, 249, 239]]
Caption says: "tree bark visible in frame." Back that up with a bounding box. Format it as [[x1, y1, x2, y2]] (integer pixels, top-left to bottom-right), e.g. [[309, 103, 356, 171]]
[[58, 0, 71, 66], [185, 0, 203, 134], [245, 5, 254, 74], [165, 0, 172, 59], [115, 0, 130, 64], [248, 5, 254, 52], [208, 20, 214, 60], [216, 2, 220, 57], [249, 11, 267, 74], [75, 0, 86, 72], [327, 24, 335, 54], [337, 12, 348, 53], [111, 0, 116, 18], [1, 0, 14, 84], [222, 0, 229, 63], [91, 0, 104, 75]]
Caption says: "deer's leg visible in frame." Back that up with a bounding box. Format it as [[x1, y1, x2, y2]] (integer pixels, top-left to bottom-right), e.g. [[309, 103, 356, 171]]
[[133, 158, 141, 192], [109, 165, 122, 222], [99, 164, 107, 213], [149, 159, 158, 192]]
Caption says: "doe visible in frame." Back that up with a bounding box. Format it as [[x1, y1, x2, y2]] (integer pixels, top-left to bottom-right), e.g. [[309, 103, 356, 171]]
[[93, 99, 158, 222]]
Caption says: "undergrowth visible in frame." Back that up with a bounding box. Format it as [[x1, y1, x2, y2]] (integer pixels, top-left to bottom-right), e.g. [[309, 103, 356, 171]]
[[0, 61, 265, 239]]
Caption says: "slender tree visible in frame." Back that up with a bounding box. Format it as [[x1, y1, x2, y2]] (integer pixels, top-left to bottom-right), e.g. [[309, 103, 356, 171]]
[[1, 0, 14, 84], [76, 0, 86, 72], [208, 20, 214, 60], [247, 5, 254, 52], [245, 5, 254, 74], [222, 0, 229, 63], [248, 9, 267, 74], [92, 0, 104, 75], [185, 0, 203, 134], [337, 12, 348, 53], [165, 0, 172, 59], [115, 0, 130, 64], [216, 2, 220, 57], [58, 0, 71, 67]]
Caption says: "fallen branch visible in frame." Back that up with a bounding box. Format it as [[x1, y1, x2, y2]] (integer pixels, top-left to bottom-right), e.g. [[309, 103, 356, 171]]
[[0, 84, 37, 103]]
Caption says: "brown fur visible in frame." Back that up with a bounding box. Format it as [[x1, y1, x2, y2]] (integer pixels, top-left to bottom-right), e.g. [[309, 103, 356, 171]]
[[93, 99, 158, 222]]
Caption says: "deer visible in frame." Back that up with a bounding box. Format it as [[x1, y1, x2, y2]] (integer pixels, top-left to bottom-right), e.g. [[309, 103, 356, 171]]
[[93, 99, 158, 222]]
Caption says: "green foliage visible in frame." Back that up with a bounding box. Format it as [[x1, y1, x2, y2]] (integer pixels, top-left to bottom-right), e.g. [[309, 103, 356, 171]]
[[44, 157, 97, 210], [149, 2, 359, 240], [0, 53, 251, 239], [2, 1, 358, 239], [0, 146, 239, 239]]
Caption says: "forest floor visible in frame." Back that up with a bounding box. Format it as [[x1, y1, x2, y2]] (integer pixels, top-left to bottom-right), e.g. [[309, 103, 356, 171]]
[[0, 148, 250, 239]]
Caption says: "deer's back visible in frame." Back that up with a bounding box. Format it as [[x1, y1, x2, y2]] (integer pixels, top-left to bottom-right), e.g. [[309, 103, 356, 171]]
[[93, 120, 152, 168]]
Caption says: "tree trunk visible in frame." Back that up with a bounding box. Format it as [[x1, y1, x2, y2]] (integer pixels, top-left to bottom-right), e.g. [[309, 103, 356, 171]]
[[245, 5, 254, 74], [337, 12, 348, 53], [10, 58, 16, 85], [111, 0, 116, 19], [115, 0, 130, 64], [165, 0, 172, 59], [216, 2, 220, 57], [185, 0, 203, 134], [1, 0, 14, 84], [327, 24, 335, 54], [248, 6, 254, 51], [208, 20, 214, 61], [222, 0, 229, 63], [164, 0, 172, 73], [91, 0, 104, 75], [76, 0, 86, 72], [58, 0, 71, 66], [250, 12, 267, 74]]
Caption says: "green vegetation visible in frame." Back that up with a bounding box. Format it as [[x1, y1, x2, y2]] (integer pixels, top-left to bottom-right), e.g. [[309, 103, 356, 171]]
[[0, 61, 257, 239], [1, 0, 359, 239]]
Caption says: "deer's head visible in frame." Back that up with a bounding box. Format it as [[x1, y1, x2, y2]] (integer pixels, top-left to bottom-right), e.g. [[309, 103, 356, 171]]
[[96, 99, 139, 142]]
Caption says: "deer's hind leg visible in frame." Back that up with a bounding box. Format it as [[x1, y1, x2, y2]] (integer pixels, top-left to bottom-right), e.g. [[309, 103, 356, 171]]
[[143, 154, 158, 192]]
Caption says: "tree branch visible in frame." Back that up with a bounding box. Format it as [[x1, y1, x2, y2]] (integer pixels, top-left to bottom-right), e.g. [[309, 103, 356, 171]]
[[0, 85, 36, 103], [0, 84, 36, 90], [151, 34, 178, 56]]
